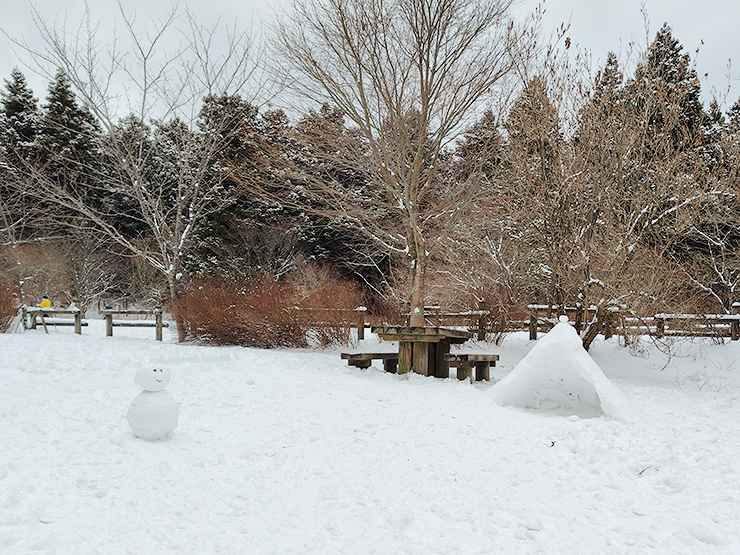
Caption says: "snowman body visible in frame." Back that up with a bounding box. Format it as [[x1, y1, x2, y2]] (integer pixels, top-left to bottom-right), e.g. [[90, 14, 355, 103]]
[[127, 368, 179, 440]]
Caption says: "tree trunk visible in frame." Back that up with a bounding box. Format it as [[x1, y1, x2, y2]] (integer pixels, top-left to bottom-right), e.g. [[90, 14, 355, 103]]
[[408, 256, 427, 326], [0, 200, 28, 328], [167, 275, 187, 343], [581, 306, 607, 351]]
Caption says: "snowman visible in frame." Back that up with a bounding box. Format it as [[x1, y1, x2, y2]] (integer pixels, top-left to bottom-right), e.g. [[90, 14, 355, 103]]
[[127, 368, 179, 440]]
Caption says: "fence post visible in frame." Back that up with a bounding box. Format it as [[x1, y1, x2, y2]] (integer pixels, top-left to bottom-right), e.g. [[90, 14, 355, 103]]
[[105, 313, 113, 337], [655, 316, 665, 338], [574, 304, 583, 334], [732, 302, 740, 341], [529, 314, 538, 341], [477, 300, 488, 341], [74, 310, 82, 335], [354, 307, 366, 341], [155, 309, 164, 341]]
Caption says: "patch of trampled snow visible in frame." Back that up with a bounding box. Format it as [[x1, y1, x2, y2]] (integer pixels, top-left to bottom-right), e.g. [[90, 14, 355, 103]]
[[489, 316, 645, 421]]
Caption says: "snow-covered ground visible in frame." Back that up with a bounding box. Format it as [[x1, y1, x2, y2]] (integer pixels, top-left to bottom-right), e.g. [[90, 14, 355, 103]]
[[2, 320, 740, 554]]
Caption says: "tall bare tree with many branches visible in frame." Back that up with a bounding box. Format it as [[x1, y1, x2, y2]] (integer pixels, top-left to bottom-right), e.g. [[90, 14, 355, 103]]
[[272, 0, 524, 324]]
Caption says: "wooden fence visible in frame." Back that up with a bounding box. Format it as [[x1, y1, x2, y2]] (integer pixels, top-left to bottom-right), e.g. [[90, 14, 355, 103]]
[[100, 309, 168, 341], [293, 306, 368, 340], [405, 302, 740, 342]]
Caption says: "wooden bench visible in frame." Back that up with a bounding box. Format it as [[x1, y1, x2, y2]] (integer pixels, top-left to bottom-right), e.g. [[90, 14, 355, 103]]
[[444, 353, 499, 382], [341, 352, 399, 373]]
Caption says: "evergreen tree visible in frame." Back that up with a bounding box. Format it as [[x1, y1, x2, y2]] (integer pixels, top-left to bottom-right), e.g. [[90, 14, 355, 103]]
[[727, 98, 740, 133], [455, 109, 503, 182], [98, 115, 154, 237], [0, 68, 42, 240], [37, 69, 102, 194], [627, 23, 706, 154], [0, 68, 40, 166], [505, 76, 562, 193], [502, 77, 579, 307]]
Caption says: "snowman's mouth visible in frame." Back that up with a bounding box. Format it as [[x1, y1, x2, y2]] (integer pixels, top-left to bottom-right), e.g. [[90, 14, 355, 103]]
[[156, 379, 162, 382]]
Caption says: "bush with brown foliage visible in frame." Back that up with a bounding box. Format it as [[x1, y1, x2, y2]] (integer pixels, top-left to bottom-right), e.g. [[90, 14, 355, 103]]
[[0, 283, 20, 332], [173, 268, 365, 348]]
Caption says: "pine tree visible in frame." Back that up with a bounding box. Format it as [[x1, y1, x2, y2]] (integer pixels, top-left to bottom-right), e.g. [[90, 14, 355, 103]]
[[0, 68, 40, 165], [505, 76, 562, 189], [455, 109, 502, 182], [727, 98, 740, 133], [37, 69, 101, 193], [0, 68, 42, 241], [503, 77, 579, 308], [628, 23, 706, 154]]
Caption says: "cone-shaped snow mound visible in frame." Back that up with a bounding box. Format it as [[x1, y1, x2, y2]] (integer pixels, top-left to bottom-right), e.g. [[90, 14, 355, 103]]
[[490, 317, 643, 421]]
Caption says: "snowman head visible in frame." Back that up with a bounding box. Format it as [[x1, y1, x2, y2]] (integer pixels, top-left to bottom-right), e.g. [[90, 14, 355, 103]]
[[134, 367, 172, 391]]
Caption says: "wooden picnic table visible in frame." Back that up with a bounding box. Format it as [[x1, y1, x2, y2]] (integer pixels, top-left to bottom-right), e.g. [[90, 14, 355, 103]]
[[26, 307, 84, 334], [372, 326, 473, 378]]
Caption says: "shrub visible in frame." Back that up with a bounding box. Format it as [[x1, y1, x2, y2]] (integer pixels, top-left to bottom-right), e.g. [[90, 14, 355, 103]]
[[290, 267, 366, 348], [0, 284, 20, 332], [174, 268, 365, 348]]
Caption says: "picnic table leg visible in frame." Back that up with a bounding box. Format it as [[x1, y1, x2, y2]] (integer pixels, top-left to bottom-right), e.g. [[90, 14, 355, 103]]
[[412, 341, 432, 376], [30, 313, 37, 329], [383, 358, 398, 373], [434, 337, 451, 378], [74, 312, 82, 335], [398, 341, 412, 374], [105, 314, 113, 337]]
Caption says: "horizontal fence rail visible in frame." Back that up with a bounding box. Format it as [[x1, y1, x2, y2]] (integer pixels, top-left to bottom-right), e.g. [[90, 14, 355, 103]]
[[403, 303, 740, 342], [291, 306, 368, 340]]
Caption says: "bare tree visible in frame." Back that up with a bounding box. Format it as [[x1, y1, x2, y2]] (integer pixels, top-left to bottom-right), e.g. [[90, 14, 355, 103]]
[[271, 0, 525, 325], [8, 3, 265, 339]]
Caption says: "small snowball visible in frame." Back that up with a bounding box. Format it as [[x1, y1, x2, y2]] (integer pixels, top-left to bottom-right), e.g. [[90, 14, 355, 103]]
[[559, 315, 569, 323]]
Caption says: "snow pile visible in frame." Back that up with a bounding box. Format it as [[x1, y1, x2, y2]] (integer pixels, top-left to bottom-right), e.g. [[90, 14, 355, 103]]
[[490, 316, 644, 421]]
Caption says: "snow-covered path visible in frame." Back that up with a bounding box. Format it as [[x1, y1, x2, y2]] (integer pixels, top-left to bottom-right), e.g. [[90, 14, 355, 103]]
[[2, 323, 740, 553]]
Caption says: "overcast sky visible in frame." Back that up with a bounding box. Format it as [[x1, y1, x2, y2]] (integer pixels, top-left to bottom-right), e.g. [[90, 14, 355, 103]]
[[1, 0, 738, 111]]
